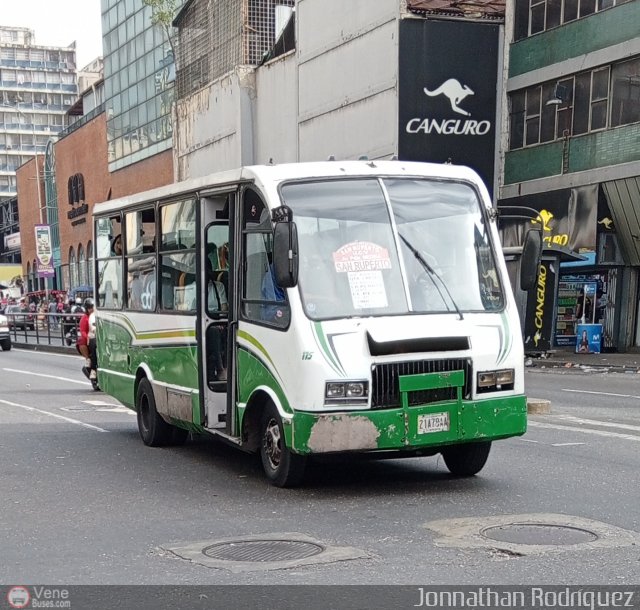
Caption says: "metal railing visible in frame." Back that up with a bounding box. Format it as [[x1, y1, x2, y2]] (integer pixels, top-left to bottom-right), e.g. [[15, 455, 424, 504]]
[[5, 311, 81, 348]]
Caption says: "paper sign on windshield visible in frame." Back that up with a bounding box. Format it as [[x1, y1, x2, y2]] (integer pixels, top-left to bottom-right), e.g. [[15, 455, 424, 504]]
[[333, 241, 391, 309]]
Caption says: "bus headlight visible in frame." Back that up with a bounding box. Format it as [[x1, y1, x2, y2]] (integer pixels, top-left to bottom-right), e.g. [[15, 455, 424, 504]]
[[325, 380, 369, 404], [477, 369, 514, 393]]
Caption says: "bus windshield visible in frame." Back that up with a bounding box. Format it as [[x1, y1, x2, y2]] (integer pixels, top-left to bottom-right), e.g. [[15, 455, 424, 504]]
[[280, 177, 504, 319]]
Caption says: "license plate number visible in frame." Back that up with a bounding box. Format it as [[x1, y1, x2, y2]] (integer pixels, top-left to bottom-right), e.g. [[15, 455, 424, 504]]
[[418, 412, 450, 434]]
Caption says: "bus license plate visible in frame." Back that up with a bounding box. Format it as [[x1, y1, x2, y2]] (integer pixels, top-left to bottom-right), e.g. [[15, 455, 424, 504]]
[[418, 412, 449, 434]]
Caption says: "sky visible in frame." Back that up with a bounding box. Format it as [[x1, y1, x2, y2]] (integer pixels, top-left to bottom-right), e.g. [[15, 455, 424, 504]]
[[2, 0, 103, 70]]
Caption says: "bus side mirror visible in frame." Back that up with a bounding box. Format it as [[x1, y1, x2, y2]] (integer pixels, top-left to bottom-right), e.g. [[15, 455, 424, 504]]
[[272, 214, 299, 288], [520, 229, 542, 291]]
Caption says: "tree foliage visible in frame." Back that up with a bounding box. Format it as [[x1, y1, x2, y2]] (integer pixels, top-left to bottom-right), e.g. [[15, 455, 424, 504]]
[[142, 0, 179, 29], [142, 0, 179, 59]]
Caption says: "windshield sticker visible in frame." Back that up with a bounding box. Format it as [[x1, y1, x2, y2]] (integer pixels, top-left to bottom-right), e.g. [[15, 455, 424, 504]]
[[347, 270, 388, 309], [333, 241, 392, 273], [333, 242, 391, 309]]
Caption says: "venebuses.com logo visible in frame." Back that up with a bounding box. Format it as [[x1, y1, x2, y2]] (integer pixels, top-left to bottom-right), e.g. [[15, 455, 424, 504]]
[[6, 586, 71, 609], [7, 587, 30, 609]]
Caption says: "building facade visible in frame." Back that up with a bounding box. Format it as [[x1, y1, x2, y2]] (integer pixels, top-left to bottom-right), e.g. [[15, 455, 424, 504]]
[[0, 26, 77, 282], [101, 0, 185, 173], [500, 0, 640, 351], [13, 1, 179, 295], [173, 0, 504, 189]]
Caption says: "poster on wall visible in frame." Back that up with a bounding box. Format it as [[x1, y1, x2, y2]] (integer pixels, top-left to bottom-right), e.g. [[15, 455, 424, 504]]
[[398, 19, 500, 195], [34, 224, 55, 278]]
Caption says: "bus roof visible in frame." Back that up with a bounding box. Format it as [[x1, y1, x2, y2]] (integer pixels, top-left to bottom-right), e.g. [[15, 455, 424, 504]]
[[92, 160, 485, 217]]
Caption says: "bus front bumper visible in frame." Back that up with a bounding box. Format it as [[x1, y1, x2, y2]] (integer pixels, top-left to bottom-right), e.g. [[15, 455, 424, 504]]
[[289, 395, 527, 455]]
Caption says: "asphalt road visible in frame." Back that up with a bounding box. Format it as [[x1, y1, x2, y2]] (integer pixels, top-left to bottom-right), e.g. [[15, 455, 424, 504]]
[[1, 349, 639, 585]]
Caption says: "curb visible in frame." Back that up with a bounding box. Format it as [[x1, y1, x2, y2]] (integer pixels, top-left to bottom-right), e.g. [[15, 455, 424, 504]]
[[13, 342, 77, 355], [530, 360, 640, 374], [527, 398, 551, 415]]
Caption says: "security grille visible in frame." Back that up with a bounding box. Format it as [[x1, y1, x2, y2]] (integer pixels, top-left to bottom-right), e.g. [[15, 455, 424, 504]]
[[176, 0, 295, 99], [371, 359, 472, 409]]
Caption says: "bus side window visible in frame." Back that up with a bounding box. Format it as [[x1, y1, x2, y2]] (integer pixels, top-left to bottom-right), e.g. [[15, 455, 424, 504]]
[[241, 188, 289, 328]]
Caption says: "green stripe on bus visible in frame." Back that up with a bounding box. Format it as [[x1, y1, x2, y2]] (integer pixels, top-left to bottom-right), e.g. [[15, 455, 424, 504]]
[[312, 322, 345, 377]]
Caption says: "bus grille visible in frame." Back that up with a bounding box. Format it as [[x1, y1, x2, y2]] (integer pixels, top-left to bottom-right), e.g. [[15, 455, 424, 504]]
[[371, 359, 472, 409]]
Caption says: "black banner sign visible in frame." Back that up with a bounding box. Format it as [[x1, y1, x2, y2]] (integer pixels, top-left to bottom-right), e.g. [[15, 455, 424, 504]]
[[524, 259, 558, 352], [398, 19, 500, 195]]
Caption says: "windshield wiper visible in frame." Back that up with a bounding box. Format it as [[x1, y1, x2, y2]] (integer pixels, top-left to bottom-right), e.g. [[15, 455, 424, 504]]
[[398, 233, 464, 320]]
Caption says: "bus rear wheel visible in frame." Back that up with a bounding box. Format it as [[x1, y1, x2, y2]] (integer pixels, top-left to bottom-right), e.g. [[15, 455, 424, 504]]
[[136, 378, 173, 446], [260, 402, 306, 487], [441, 441, 492, 476]]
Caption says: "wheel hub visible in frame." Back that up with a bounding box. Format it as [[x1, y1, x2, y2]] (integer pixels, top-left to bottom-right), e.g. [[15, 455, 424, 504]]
[[264, 417, 282, 469]]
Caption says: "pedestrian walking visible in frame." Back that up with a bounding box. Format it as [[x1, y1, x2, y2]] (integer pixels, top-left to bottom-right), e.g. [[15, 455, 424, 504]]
[[48, 299, 58, 329]]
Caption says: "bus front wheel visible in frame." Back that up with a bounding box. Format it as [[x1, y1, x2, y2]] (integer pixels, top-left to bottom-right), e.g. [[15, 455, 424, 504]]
[[441, 441, 492, 476], [136, 378, 173, 446], [260, 402, 306, 487]]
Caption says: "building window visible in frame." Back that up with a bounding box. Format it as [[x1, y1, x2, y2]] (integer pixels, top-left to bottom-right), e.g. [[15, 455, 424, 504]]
[[69, 246, 77, 288], [87, 240, 94, 287], [611, 57, 640, 127], [67, 173, 85, 205], [515, 0, 632, 40], [509, 56, 640, 150], [78, 243, 87, 286]]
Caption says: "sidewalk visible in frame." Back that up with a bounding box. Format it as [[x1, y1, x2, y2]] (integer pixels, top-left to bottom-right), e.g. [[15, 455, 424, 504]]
[[527, 348, 640, 373]]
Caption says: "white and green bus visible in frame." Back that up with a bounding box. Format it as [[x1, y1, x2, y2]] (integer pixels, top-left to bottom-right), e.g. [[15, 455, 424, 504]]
[[93, 160, 541, 487]]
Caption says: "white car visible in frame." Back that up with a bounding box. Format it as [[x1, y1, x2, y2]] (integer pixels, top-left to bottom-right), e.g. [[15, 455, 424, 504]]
[[0, 314, 11, 351]]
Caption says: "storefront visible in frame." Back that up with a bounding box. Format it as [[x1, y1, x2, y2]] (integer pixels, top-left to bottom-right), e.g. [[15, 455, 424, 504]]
[[500, 184, 626, 352]]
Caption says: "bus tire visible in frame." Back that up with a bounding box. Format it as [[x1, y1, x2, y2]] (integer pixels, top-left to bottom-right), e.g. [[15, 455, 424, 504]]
[[441, 441, 491, 476], [1, 338, 11, 351], [136, 378, 172, 447], [260, 402, 306, 487]]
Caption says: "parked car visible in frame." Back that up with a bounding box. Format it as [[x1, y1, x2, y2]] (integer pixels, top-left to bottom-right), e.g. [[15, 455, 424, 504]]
[[0, 313, 11, 351], [5, 304, 35, 330]]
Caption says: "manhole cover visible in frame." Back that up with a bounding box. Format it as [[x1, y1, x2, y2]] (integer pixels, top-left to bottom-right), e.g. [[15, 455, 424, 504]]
[[482, 523, 598, 546], [202, 539, 324, 562]]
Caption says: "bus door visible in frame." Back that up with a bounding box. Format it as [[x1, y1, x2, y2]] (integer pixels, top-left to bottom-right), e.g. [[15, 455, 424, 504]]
[[201, 193, 235, 430]]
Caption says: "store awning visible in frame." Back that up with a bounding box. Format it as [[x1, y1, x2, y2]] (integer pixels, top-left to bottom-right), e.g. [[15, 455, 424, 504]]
[[602, 177, 640, 266]]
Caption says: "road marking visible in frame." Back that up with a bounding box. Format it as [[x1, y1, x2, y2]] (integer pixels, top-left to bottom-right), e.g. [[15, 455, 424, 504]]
[[3, 367, 90, 386], [551, 442, 586, 447], [81, 400, 135, 415], [0, 398, 108, 432], [562, 388, 640, 399], [13, 348, 81, 360], [552, 414, 640, 433], [529, 421, 640, 442]]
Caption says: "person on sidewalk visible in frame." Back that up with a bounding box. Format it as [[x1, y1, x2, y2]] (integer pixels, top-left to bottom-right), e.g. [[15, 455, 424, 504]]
[[48, 299, 58, 330]]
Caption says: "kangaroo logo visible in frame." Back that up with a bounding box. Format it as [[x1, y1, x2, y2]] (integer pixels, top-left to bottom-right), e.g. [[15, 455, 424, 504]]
[[424, 79, 474, 117]]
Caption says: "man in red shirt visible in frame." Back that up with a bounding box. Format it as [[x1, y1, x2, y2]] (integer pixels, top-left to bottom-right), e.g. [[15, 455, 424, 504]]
[[77, 298, 94, 370]]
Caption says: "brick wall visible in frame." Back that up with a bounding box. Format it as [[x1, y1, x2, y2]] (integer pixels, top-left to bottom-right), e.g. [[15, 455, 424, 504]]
[[17, 111, 174, 285]]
